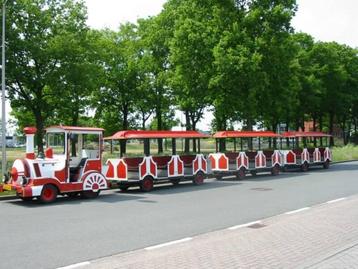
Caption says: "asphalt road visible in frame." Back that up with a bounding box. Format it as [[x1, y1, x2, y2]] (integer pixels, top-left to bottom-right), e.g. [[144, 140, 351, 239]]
[[1, 162, 358, 269]]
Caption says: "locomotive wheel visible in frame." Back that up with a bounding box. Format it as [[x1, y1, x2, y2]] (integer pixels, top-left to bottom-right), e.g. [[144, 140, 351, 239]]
[[301, 162, 309, 172], [39, 184, 58, 203], [323, 160, 330, 169], [236, 168, 246, 180], [81, 190, 100, 199], [170, 178, 181, 186], [193, 172, 205, 185], [140, 177, 154, 192], [271, 165, 280, 176]]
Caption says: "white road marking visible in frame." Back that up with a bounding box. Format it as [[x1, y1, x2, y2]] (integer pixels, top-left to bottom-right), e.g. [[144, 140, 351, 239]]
[[227, 221, 262, 230], [326, 197, 346, 204], [285, 207, 310, 215], [145, 237, 193, 250], [57, 262, 90, 269]]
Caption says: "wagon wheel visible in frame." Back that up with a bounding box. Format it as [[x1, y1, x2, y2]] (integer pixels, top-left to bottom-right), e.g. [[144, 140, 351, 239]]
[[193, 172, 205, 185], [323, 160, 330, 169], [140, 176, 154, 192], [271, 165, 280, 176], [170, 178, 181, 186], [236, 168, 246, 180], [39, 184, 58, 203], [301, 162, 309, 172]]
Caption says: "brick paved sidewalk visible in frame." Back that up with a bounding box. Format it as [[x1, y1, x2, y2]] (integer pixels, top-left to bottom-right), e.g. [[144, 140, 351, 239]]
[[83, 195, 358, 269]]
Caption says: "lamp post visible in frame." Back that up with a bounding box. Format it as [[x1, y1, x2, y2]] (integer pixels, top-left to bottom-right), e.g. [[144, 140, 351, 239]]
[[1, 0, 7, 180]]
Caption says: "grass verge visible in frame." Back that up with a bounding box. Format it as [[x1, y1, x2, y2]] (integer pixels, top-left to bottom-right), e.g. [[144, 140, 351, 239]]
[[332, 144, 358, 162]]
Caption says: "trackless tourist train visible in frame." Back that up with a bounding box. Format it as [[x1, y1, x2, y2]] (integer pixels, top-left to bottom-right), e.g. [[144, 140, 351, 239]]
[[0, 126, 333, 203]]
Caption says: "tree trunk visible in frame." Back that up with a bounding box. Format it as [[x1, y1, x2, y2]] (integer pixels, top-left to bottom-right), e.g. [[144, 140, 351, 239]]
[[184, 110, 191, 153], [157, 107, 163, 154], [121, 105, 129, 154], [329, 112, 335, 146]]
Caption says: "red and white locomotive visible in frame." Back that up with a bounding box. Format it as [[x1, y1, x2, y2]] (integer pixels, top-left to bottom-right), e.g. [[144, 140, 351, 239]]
[[2, 126, 108, 203]]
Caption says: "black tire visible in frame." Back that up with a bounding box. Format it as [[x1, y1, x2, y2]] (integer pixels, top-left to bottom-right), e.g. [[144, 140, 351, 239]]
[[81, 190, 100, 199], [170, 178, 181, 186], [301, 162, 309, 172], [193, 172, 205, 185], [271, 165, 280, 176], [236, 168, 246, 180], [140, 177, 154, 192], [323, 160, 330, 169], [39, 184, 58, 203]]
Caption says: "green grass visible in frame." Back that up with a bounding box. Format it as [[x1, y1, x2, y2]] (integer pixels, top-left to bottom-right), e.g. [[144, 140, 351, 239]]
[[332, 144, 358, 162], [0, 190, 16, 197]]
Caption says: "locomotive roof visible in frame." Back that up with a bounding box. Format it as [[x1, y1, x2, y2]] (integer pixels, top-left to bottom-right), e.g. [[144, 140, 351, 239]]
[[104, 130, 210, 140], [46, 126, 104, 134], [213, 131, 281, 138], [282, 131, 331, 138]]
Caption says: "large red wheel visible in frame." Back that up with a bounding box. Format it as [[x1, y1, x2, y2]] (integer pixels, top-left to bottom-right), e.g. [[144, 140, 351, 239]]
[[193, 172, 205, 185], [271, 164, 280, 176], [39, 184, 58, 203], [140, 177, 154, 192]]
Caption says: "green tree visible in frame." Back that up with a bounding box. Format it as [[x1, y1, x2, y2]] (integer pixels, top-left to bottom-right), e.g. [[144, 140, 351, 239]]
[[5, 0, 88, 152]]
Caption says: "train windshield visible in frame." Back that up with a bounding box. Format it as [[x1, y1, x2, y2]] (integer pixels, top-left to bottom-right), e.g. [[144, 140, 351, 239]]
[[47, 132, 66, 155]]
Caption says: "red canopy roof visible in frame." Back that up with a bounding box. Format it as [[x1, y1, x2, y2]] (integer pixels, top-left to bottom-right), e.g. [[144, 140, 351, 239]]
[[46, 126, 104, 132], [213, 131, 281, 138], [104, 130, 210, 140], [282, 131, 331, 138]]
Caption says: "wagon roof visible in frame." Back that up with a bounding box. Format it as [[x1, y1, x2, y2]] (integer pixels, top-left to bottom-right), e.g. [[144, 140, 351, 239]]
[[104, 130, 210, 140], [213, 131, 281, 138], [282, 131, 331, 138], [46, 126, 104, 133]]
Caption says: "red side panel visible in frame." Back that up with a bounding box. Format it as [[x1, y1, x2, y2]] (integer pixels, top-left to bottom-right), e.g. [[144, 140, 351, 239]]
[[178, 160, 183, 174], [150, 160, 156, 175], [286, 151, 296, 164], [218, 155, 228, 170], [168, 160, 175, 176], [209, 155, 216, 170], [117, 161, 127, 179], [193, 158, 199, 172], [140, 162, 146, 178], [55, 168, 67, 182], [106, 162, 115, 178], [84, 160, 101, 173], [201, 158, 207, 171]]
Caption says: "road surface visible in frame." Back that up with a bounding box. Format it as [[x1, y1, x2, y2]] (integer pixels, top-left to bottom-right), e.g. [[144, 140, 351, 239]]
[[0, 161, 357, 269]]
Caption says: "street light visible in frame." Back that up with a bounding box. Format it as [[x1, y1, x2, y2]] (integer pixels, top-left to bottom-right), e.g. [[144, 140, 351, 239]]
[[1, 0, 7, 180]]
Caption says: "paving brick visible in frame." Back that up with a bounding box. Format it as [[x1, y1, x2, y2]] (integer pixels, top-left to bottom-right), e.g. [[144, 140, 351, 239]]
[[85, 195, 358, 269]]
